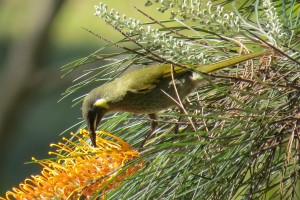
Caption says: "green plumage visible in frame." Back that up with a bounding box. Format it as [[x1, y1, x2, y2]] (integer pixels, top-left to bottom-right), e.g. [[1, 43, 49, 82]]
[[87, 65, 196, 114]]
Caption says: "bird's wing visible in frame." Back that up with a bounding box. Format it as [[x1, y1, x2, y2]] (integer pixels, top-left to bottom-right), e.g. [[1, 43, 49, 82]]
[[120, 65, 187, 94], [118, 50, 271, 94]]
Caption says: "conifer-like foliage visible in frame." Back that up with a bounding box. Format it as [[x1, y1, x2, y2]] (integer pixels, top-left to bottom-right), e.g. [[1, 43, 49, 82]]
[[63, 0, 300, 199]]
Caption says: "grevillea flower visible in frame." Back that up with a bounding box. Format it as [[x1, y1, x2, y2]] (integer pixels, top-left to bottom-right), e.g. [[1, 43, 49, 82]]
[[2, 130, 144, 199]]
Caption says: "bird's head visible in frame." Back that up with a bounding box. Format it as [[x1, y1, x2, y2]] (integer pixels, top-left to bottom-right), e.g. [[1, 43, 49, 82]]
[[82, 95, 109, 147]]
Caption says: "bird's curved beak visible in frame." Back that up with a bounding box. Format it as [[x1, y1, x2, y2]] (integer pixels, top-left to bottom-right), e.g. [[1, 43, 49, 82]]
[[87, 112, 103, 147]]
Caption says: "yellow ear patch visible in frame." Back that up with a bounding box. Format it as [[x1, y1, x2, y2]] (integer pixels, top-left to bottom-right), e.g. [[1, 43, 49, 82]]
[[94, 98, 109, 109]]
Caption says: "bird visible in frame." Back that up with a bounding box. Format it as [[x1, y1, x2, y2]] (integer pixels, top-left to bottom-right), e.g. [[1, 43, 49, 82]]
[[82, 50, 271, 147]]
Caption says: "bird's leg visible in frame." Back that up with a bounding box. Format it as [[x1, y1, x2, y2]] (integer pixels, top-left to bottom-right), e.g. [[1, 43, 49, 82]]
[[140, 113, 158, 147], [174, 107, 185, 133]]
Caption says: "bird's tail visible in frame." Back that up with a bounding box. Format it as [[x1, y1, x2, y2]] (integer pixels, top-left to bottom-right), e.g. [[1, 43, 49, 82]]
[[197, 50, 273, 73]]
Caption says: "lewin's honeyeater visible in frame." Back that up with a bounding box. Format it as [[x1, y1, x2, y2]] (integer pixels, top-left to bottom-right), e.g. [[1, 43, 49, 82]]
[[82, 50, 271, 147]]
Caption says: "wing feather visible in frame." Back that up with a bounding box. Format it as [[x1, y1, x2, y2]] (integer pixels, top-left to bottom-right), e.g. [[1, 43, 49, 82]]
[[120, 65, 188, 94]]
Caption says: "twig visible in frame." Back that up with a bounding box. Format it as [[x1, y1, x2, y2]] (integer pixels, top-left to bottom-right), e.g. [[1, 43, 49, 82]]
[[244, 30, 300, 66], [211, 74, 300, 91], [81, 27, 162, 63], [170, 64, 197, 131]]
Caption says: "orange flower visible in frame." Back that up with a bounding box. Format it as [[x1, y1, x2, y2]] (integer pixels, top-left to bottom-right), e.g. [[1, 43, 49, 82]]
[[2, 130, 144, 200]]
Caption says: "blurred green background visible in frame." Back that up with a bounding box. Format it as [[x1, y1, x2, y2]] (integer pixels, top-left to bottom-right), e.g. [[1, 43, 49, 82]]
[[0, 0, 162, 195]]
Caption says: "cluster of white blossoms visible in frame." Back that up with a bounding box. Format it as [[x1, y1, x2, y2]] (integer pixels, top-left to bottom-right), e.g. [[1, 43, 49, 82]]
[[146, 0, 240, 29], [94, 1, 286, 63], [146, 0, 287, 43], [94, 2, 234, 64], [262, 0, 286, 40]]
